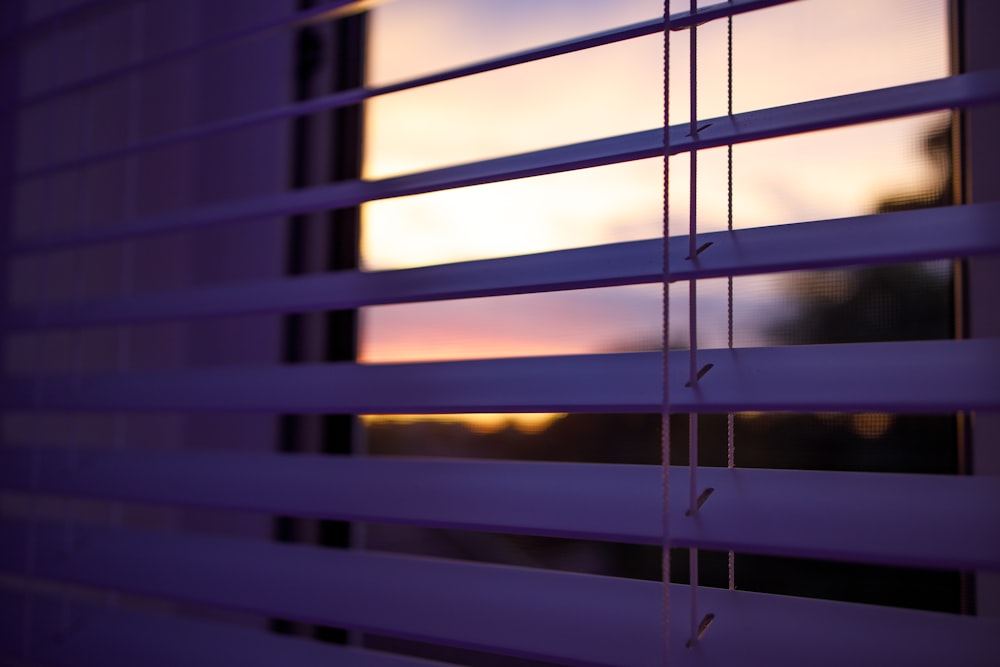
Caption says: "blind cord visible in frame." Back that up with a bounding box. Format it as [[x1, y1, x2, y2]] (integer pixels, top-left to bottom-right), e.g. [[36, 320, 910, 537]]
[[661, 0, 672, 660], [726, 3, 736, 594], [687, 4, 702, 648]]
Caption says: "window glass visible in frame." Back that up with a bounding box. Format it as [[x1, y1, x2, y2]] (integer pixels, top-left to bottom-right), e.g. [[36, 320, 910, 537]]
[[360, 0, 958, 629]]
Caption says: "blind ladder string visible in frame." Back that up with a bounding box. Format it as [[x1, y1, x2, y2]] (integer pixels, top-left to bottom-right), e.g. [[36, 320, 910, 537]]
[[726, 0, 736, 594], [661, 0, 672, 660], [687, 2, 702, 649]]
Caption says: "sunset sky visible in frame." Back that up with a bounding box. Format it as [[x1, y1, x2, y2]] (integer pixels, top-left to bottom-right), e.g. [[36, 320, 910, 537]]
[[356, 0, 949, 430]]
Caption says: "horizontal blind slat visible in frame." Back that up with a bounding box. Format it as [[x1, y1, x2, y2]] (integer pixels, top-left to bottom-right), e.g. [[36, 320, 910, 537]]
[[5, 350, 660, 413], [671, 201, 1000, 279], [1, 520, 998, 667], [15, 0, 802, 179], [4, 340, 997, 413], [674, 338, 1000, 413], [1, 0, 131, 44], [0, 519, 659, 666], [676, 467, 1000, 570], [682, 70, 1000, 151], [14, 17, 662, 179], [6, 236, 657, 328], [10, 0, 360, 111], [9, 201, 998, 331], [3, 450, 998, 570], [0, 591, 449, 667], [14, 70, 1000, 254], [668, 0, 801, 29]]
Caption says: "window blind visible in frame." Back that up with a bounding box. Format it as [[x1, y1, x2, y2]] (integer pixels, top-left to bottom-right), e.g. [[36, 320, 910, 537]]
[[1, 1, 999, 667]]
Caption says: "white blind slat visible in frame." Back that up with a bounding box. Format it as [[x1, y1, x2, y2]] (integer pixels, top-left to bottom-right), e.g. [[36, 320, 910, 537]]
[[13, 70, 1000, 254], [15, 0, 803, 180], [1, 0, 128, 44], [0, 519, 660, 666], [11, 0, 360, 111], [4, 340, 997, 413], [7, 201, 999, 331], [3, 0, 999, 663], [2, 449, 999, 571], [0, 591, 450, 667], [1, 520, 998, 667]]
